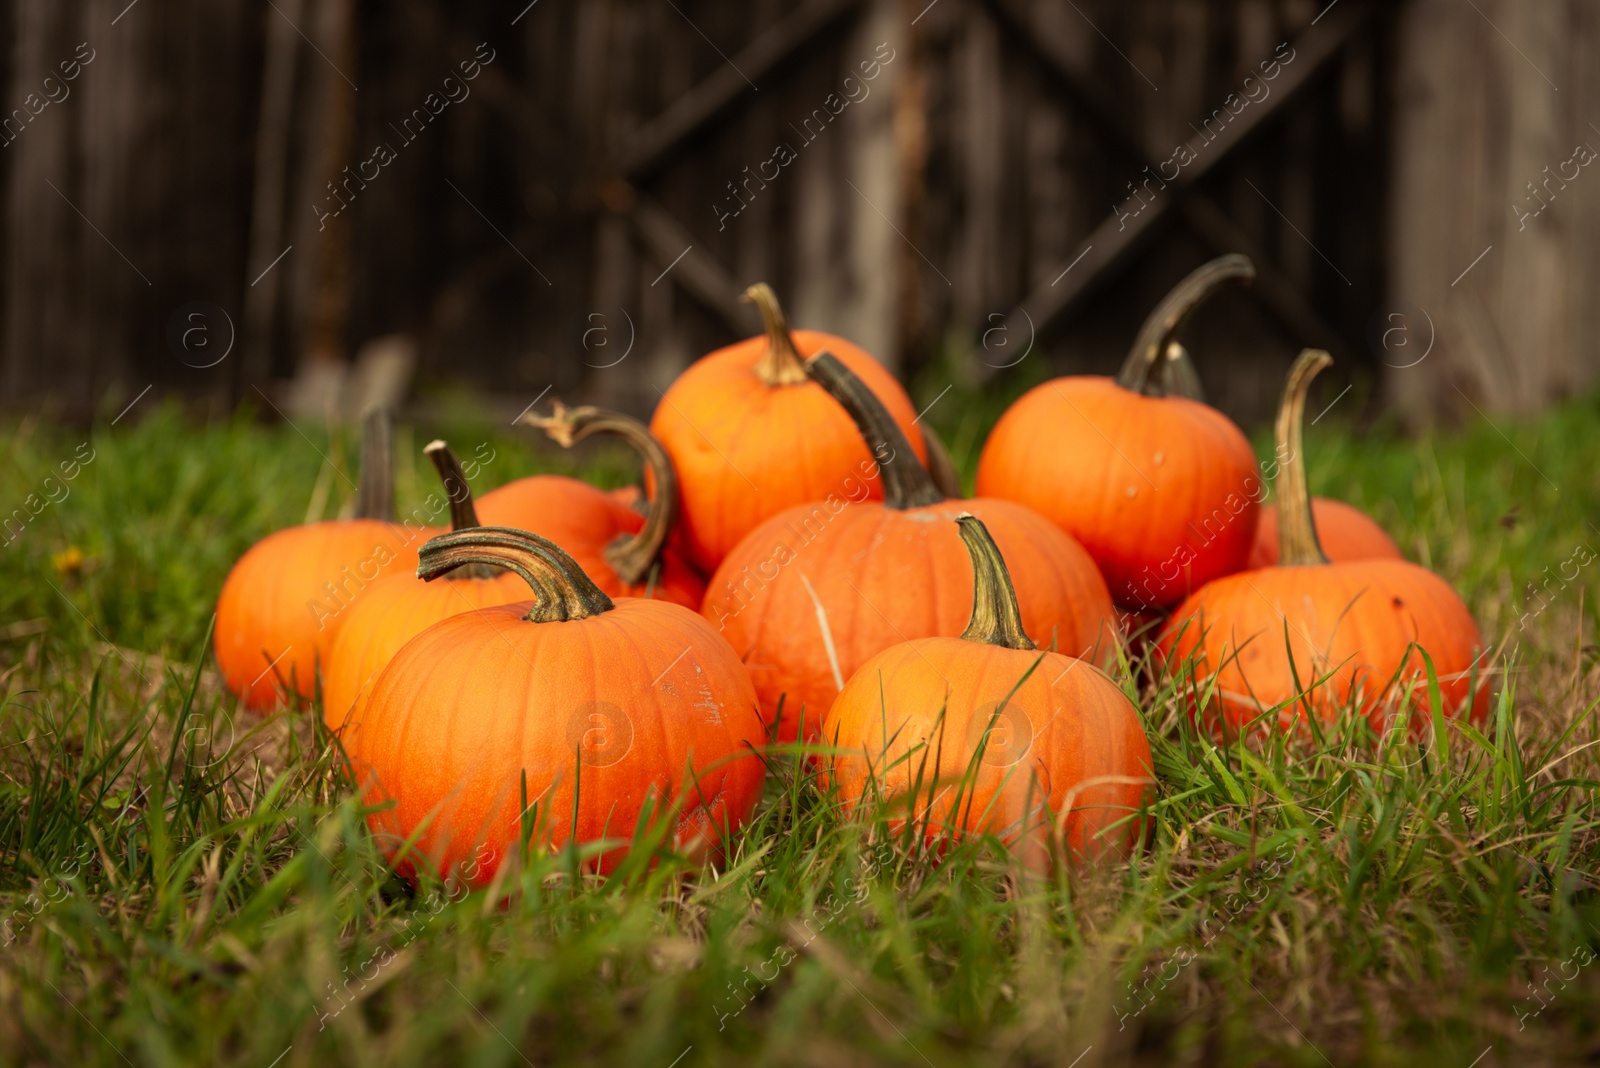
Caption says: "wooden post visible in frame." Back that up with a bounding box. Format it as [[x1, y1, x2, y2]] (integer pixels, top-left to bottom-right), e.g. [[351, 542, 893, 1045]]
[[1388, 0, 1599, 421]]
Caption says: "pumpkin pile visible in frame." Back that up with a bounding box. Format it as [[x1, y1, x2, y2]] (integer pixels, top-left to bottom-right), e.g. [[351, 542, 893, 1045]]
[[213, 268, 1489, 885]]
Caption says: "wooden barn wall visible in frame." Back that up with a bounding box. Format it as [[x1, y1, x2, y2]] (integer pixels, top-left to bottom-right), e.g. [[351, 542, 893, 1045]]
[[1388, 0, 1600, 422], [0, 0, 1428, 429]]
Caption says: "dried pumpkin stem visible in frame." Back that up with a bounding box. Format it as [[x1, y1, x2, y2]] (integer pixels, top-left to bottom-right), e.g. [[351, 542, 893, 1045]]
[[805, 351, 944, 511], [521, 401, 679, 586], [423, 440, 481, 531], [1161, 341, 1207, 403], [1275, 349, 1333, 568], [1117, 253, 1254, 397], [422, 440, 501, 579], [354, 406, 394, 520], [418, 526, 615, 622], [956, 514, 1035, 651], [744, 283, 808, 387]]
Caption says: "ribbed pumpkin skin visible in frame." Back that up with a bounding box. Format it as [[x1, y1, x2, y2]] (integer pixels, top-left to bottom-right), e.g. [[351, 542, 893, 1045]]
[[703, 498, 1117, 743], [215, 520, 426, 710], [1247, 498, 1401, 569], [823, 638, 1153, 863], [352, 599, 766, 885], [1159, 558, 1488, 735], [476, 475, 704, 607], [321, 570, 529, 736], [976, 377, 1260, 609], [651, 329, 928, 574]]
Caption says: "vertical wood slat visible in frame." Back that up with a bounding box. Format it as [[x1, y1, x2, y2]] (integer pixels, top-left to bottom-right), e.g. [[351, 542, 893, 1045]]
[[0, 0, 1427, 428], [3, 0, 87, 405], [1388, 0, 1598, 421]]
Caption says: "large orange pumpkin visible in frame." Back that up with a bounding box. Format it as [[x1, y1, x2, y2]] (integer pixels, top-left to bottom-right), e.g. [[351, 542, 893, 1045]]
[[476, 406, 704, 608], [322, 441, 528, 737], [650, 283, 928, 573], [823, 515, 1154, 865], [352, 527, 766, 886], [1247, 498, 1401, 569], [703, 351, 1116, 744], [976, 255, 1262, 611], [1159, 350, 1489, 737], [216, 409, 431, 710]]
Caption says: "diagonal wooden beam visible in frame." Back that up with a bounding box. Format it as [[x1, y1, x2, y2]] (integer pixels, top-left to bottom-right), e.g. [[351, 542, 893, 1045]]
[[621, 189, 748, 335], [618, 0, 864, 180], [985, 0, 1368, 361], [990, 0, 1374, 346]]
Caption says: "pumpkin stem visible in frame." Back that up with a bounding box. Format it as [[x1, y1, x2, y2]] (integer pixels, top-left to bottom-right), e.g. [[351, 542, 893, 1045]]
[[354, 406, 394, 520], [956, 514, 1035, 651], [805, 350, 944, 511], [417, 526, 615, 622], [422, 440, 501, 579], [521, 401, 680, 586], [1116, 254, 1255, 397], [1275, 349, 1333, 568], [1161, 341, 1207, 403], [744, 283, 809, 387], [423, 440, 481, 531]]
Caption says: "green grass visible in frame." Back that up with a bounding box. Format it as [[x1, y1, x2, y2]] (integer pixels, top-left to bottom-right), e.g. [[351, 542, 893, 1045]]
[[0, 391, 1597, 1066]]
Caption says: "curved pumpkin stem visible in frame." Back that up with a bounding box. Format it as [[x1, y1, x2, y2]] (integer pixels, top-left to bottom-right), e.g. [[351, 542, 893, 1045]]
[[418, 526, 615, 622], [956, 514, 1035, 651], [1161, 341, 1207, 403], [1275, 349, 1333, 568], [805, 351, 944, 511], [354, 406, 395, 520], [521, 401, 679, 586], [1117, 254, 1254, 397], [744, 283, 808, 387]]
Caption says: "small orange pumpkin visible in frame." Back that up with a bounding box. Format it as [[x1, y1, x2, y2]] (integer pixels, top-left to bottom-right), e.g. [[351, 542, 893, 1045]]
[[823, 515, 1154, 865], [1247, 498, 1401, 569], [976, 255, 1262, 610], [215, 409, 431, 710], [650, 283, 928, 573], [352, 527, 766, 886], [322, 441, 528, 736], [703, 351, 1116, 744], [1159, 350, 1489, 736], [476, 405, 704, 608]]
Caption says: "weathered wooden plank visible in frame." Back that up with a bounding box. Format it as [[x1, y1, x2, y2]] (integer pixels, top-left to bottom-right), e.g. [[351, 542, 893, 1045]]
[[997, 0, 1373, 342], [618, 0, 863, 179], [1388, 0, 1599, 421]]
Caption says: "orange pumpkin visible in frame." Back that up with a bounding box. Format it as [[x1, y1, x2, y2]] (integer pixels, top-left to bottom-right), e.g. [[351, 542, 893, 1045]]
[[650, 283, 928, 574], [352, 526, 766, 886], [322, 441, 528, 736], [1247, 498, 1401, 569], [976, 255, 1261, 611], [216, 409, 431, 710], [1159, 350, 1489, 737], [823, 515, 1154, 865], [703, 351, 1116, 744], [476, 406, 704, 608]]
